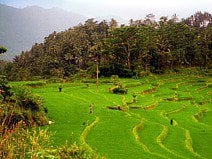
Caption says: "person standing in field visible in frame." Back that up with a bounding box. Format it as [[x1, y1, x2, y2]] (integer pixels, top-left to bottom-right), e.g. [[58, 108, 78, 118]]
[[58, 84, 62, 92], [89, 103, 94, 114], [170, 119, 173, 125]]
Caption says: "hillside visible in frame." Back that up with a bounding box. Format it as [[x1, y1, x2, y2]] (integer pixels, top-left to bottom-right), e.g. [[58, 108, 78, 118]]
[[0, 4, 87, 60], [5, 16, 211, 81], [11, 72, 211, 158]]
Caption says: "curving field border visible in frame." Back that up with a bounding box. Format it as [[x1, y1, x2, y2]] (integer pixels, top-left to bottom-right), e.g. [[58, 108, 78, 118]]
[[80, 116, 100, 153], [132, 118, 169, 159]]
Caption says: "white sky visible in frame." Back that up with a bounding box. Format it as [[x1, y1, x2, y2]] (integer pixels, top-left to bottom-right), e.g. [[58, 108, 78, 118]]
[[1, 0, 211, 20]]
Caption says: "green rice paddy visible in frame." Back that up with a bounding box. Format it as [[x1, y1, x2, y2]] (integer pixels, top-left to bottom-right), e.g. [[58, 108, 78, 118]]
[[15, 73, 212, 159]]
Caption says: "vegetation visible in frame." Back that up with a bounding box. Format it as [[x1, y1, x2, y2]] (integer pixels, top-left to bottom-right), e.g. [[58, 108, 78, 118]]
[[3, 12, 211, 80], [0, 77, 98, 158], [8, 69, 208, 159], [0, 11, 211, 159], [0, 46, 7, 54], [0, 122, 97, 159], [0, 80, 48, 130]]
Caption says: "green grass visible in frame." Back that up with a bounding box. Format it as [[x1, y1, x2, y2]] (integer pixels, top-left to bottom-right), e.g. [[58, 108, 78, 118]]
[[11, 74, 212, 159]]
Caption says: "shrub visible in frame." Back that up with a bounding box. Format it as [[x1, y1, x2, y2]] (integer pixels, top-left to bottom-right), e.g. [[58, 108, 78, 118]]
[[57, 142, 95, 159], [72, 70, 89, 81], [0, 103, 48, 130], [0, 123, 99, 159], [0, 75, 13, 101], [113, 87, 127, 94], [24, 81, 46, 88], [0, 85, 48, 130], [0, 122, 52, 159], [12, 86, 43, 112], [138, 70, 151, 77], [81, 78, 96, 83], [174, 67, 211, 76], [109, 85, 127, 94], [111, 75, 119, 85], [47, 77, 64, 83], [31, 76, 43, 81]]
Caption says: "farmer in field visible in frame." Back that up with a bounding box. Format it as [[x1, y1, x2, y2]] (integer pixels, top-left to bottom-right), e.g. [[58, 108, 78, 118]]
[[170, 118, 173, 125], [58, 84, 62, 92], [132, 93, 137, 103], [89, 103, 94, 114]]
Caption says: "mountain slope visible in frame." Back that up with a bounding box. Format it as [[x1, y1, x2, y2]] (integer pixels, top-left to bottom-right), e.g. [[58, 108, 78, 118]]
[[0, 4, 87, 60]]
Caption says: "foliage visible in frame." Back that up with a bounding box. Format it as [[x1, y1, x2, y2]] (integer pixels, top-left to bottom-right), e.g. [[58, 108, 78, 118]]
[[184, 12, 212, 28], [0, 99, 48, 130], [14, 73, 211, 159], [111, 86, 128, 94], [46, 77, 64, 83], [110, 75, 119, 85], [0, 76, 48, 130], [23, 81, 46, 88], [57, 142, 97, 159], [0, 122, 97, 159], [3, 12, 211, 81], [0, 122, 52, 159], [175, 67, 212, 76], [0, 46, 7, 54], [0, 60, 10, 75], [0, 77, 98, 158], [12, 86, 43, 111], [0, 75, 12, 101], [109, 81, 128, 94], [109, 75, 128, 94]]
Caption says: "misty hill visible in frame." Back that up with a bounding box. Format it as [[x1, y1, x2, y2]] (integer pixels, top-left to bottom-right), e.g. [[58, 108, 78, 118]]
[[0, 4, 87, 60]]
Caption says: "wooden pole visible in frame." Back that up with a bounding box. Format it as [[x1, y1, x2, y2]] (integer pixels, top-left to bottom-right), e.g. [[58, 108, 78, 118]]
[[96, 59, 99, 92]]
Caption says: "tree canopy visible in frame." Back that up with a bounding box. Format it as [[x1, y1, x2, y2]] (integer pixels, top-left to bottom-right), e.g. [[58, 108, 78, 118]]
[[4, 12, 212, 80], [0, 46, 7, 54]]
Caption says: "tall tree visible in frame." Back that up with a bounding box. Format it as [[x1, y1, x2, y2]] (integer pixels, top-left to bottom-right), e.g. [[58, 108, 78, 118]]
[[194, 26, 212, 67], [0, 46, 7, 54]]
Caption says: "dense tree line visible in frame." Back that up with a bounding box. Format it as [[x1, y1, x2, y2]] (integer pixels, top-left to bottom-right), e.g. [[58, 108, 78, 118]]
[[3, 12, 212, 80]]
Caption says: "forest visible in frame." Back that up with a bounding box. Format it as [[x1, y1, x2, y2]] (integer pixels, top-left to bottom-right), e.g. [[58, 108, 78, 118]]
[[1, 12, 211, 81]]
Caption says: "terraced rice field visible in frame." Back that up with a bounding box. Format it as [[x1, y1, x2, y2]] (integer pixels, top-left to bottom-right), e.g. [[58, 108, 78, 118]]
[[30, 74, 211, 159]]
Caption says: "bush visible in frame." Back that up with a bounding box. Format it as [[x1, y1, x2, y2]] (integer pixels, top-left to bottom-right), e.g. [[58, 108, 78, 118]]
[[47, 77, 64, 83], [24, 81, 46, 88], [170, 67, 211, 76], [0, 123, 52, 159], [0, 103, 48, 130], [72, 70, 89, 81], [138, 70, 151, 77], [109, 84, 127, 94], [0, 123, 99, 159], [0, 75, 13, 101], [109, 77, 127, 94], [58, 142, 95, 159], [111, 75, 119, 85], [0, 85, 48, 130], [81, 78, 96, 84], [99, 65, 135, 78], [112, 87, 127, 94], [12, 86, 43, 112], [31, 76, 43, 81]]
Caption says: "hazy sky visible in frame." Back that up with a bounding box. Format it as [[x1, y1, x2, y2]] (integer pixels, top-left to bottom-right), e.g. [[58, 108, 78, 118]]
[[0, 0, 211, 20]]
